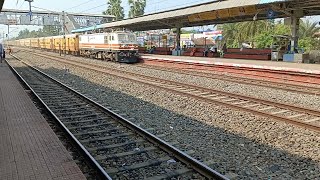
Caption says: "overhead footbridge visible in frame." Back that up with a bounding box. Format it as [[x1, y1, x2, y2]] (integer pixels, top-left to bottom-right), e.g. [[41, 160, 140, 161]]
[[0, 8, 115, 33]]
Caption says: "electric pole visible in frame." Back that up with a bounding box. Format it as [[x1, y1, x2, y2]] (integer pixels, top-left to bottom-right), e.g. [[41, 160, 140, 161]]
[[6, 25, 9, 47], [62, 11, 66, 56], [25, 0, 34, 21]]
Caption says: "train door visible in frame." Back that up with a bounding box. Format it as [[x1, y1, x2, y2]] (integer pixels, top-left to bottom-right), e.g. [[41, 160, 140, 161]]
[[104, 35, 109, 49], [75, 35, 79, 55], [50, 38, 53, 50], [66, 37, 70, 53], [53, 38, 56, 50]]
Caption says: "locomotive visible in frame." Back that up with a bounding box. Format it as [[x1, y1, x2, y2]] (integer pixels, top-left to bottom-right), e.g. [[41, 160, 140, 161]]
[[7, 31, 140, 63]]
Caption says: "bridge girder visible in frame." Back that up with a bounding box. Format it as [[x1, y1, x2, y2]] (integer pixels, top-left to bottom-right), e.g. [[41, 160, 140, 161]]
[[0, 9, 115, 34]]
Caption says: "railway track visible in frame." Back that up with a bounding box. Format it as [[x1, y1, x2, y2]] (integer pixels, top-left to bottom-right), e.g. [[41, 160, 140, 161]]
[[135, 64, 320, 96], [7, 57, 227, 179], [16, 51, 320, 132], [142, 59, 320, 86], [18, 48, 320, 95]]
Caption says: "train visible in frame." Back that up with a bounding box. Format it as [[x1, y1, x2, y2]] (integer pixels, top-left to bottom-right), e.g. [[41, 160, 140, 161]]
[[7, 31, 140, 63]]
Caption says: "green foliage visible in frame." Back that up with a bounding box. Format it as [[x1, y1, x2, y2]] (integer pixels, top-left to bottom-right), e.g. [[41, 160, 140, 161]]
[[254, 24, 290, 48], [128, 0, 146, 18], [103, 0, 124, 21], [254, 31, 273, 48], [299, 37, 315, 52], [13, 25, 60, 40], [220, 19, 319, 52], [274, 23, 291, 35], [299, 19, 320, 38], [181, 29, 197, 34]]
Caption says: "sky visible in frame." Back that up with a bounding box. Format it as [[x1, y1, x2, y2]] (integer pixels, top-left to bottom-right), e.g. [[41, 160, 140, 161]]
[[1, 0, 319, 38]]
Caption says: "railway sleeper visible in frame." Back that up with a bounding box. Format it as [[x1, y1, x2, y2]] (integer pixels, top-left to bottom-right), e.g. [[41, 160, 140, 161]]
[[59, 113, 103, 120], [49, 106, 91, 111], [55, 110, 97, 116], [63, 117, 111, 124], [88, 139, 146, 152], [81, 132, 135, 144], [46, 102, 87, 107], [67, 122, 116, 130], [96, 141, 180, 161], [106, 156, 172, 174], [145, 168, 192, 180], [73, 126, 124, 136]]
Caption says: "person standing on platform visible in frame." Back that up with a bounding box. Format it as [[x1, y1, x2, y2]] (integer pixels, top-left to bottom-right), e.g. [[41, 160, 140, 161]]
[[0, 44, 4, 63], [8, 46, 12, 55]]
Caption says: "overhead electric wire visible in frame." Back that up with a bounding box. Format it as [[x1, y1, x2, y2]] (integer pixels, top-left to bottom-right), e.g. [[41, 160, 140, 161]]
[[63, 0, 97, 11], [31, 5, 58, 13], [17, 0, 25, 9], [79, 0, 175, 14], [144, 0, 212, 14], [79, 3, 108, 13], [82, 0, 211, 17]]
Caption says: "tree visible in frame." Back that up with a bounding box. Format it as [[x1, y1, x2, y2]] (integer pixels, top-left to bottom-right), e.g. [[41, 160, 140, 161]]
[[299, 19, 320, 38], [103, 0, 124, 21], [13, 25, 60, 40], [218, 19, 319, 52], [220, 23, 240, 48], [128, 0, 146, 18], [236, 20, 273, 47], [254, 23, 290, 48], [297, 20, 320, 51]]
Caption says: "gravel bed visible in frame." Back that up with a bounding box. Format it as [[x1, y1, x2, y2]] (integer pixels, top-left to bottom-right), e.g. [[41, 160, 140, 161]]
[[13, 52, 320, 179], [22, 48, 320, 111], [195, 68, 320, 88], [145, 61, 320, 88]]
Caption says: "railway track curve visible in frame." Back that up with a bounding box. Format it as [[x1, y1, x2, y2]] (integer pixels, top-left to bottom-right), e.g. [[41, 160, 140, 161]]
[[135, 63, 320, 96], [15, 51, 320, 132], [142, 59, 320, 85], [7, 57, 227, 180]]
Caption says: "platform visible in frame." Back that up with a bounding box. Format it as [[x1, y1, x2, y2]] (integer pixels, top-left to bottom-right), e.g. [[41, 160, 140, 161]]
[[0, 62, 86, 180], [141, 54, 320, 75]]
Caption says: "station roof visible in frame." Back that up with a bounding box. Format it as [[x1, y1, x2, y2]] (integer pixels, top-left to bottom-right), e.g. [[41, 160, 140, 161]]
[[0, 0, 4, 11], [73, 0, 320, 32]]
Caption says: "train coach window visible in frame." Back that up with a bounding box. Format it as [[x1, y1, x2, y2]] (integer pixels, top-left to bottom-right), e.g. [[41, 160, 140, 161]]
[[118, 34, 127, 41], [111, 36, 114, 41], [129, 35, 135, 41]]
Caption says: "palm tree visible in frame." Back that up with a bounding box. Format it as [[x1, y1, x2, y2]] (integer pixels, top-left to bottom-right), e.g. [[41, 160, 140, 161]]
[[103, 0, 124, 21], [299, 19, 320, 38], [220, 23, 239, 48], [236, 20, 272, 47], [220, 20, 273, 48], [128, 0, 146, 18]]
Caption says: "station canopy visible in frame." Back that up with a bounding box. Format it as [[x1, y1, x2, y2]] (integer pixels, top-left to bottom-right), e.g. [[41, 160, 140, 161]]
[[73, 0, 320, 33], [0, 0, 3, 11]]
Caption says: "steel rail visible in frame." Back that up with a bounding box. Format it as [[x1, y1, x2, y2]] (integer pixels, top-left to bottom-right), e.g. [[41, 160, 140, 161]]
[[143, 58, 320, 78], [8, 55, 228, 180], [21, 52, 320, 132], [6, 58, 113, 180], [143, 58, 320, 85], [136, 63, 320, 95], [20, 49, 320, 94]]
